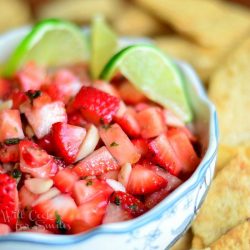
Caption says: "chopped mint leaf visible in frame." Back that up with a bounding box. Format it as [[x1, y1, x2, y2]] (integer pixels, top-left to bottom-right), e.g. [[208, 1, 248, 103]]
[[110, 141, 119, 147], [11, 169, 22, 179], [86, 180, 93, 186], [114, 196, 120, 206], [55, 211, 67, 234], [4, 138, 20, 145]]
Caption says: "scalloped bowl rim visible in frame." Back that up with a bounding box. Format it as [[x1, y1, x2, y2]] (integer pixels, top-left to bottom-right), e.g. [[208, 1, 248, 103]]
[[0, 26, 219, 246]]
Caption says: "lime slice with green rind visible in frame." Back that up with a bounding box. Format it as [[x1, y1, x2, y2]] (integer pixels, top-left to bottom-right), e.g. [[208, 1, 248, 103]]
[[4, 19, 89, 76], [100, 44, 193, 122], [90, 16, 118, 79]]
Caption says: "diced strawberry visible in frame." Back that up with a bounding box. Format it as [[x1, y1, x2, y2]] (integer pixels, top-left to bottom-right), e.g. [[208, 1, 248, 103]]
[[102, 203, 132, 224], [0, 78, 12, 100], [0, 223, 11, 235], [19, 186, 39, 209], [11, 90, 28, 109], [110, 191, 147, 217], [72, 86, 120, 125], [99, 123, 141, 165], [70, 220, 92, 234], [134, 102, 150, 112], [74, 194, 108, 230], [36, 133, 54, 154], [15, 62, 46, 91], [72, 179, 113, 206], [52, 122, 86, 164], [43, 69, 82, 104], [144, 166, 182, 209], [148, 134, 182, 176], [0, 109, 24, 142], [137, 107, 166, 139], [24, 178, 53, 195], [99, 170, 119, 181], [115, 108, 140, 138], [73, 146, 119, 177], [32, 194, 77, 232], [169, 127, 198, 143], [22, 94, 67, 138], [93, 80, 120, 97], [167, 128, 200, 176], [163, 109, 185, 128], [75, 124, 100, 161], [126, 164, 167, 195], [53, 168, 79, 194], [0, 144, 19, 163], [118, 81, 146, 104], [132, 139, 149, 157], [118, 163, 132, 188], [67, 110, 87, 127], [0, 174, 18, 229], [19, 140, 56, 178]]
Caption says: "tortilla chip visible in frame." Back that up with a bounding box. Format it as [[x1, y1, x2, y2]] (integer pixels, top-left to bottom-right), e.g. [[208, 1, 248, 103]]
[[210, 220, 250, 250], [192, 151, 250, 246], [38, 0, 124, 23], [191, 235, 205, 250], [155, 36, 220, 81], [113, 5, 167, 36], [170, 230, 192, 250], [136, 0, 250, 48], [0, 0, 31, 33], [209, 34, 250, 146]]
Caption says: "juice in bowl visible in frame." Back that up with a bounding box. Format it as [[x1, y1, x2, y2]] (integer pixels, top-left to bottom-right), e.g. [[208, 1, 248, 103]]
[[0, 18, 218, 250]]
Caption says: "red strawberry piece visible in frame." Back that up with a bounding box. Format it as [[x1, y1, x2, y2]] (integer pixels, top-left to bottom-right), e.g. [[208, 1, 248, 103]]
[[19, 186, 39, 208], [0, 174, 18, 229], [70, 220, 92, 234], [0, 78, 12, 100], [53, 168, 79, 194], [102, 203, 132, 224], [132, 138, 149, 157], [72, 86, 120, 125], [32, 194, 77, 233], [15, 62, 46, 91], [137, 107, 166, 139], [67, 110, 87, 127], [93, 80, 120, 97], [118, 81, 146, 104], [0, 144, 19, 163], [43, 69, 82, 104], [74, 194, 108, 230], [99, 123, 141, 165], [134, 102, 150, 112], [110, 191, 147, 217], [99, 169, 119, 181], [22, 94, 67, 139], [11, 90, 28, 109], [73, 146, 119, 177], [126, 164, 167, 195], [162, 109, 185, 128], [52, 122, 86, 164], [72, 179, 113, 206], [36, 133, 54, 154], [0, 223, 11, 235], [167, 128, 200, 176], [19, 140, 56, 178], [0, 109, 24, 142], [148, 134, 182, 176], [115, 108, 140, 138], [169, 126, 198, 143]]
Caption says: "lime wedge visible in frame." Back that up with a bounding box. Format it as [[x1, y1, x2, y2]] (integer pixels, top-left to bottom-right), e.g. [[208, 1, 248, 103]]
[[4, 19, 89, 76], [100, 45, 192, 122], [91, 16, 117, 79]]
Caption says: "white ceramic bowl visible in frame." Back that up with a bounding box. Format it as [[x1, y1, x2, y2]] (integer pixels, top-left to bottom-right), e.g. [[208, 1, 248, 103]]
[[0, 27, 218, 250]]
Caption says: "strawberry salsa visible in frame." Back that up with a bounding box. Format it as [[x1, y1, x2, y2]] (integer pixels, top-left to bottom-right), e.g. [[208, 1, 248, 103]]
[[0, 62, 200, 235]]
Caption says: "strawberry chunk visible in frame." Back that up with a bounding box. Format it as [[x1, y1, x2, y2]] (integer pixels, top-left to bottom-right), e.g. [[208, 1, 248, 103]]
[[163, 109, 185, 128], [0, 174, 18, 229], [115, 108, 140, 138], [126, 164, 167, 195], [19, 140, 56, 178], [137, 107, 166, 139], [22, 95, 67, 139], [72, 86, 120, 125], [52, 122, 86, 164], [149, 134, 182, 176], [11, 90, 28, 109], [53, 168, 79, 194], [0, 109, 24, 142], [99, 123, 141, 165], [15, 62, 46, 91], [132, 139, 149, 157], [167, 128, 200, 176], [72, 179, 113, 205], [36, 133, 54, 154], [110, 191, 147, 217], [93, 80, 120, 97], [32, 194, 77, 233], [73, 146, 119, 177], [0, 78, 12, 100], [0, 224, 11, 235], [43, 69, 82, 104], [102, 203, 132, 224], [0, 144, 19, 163]]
